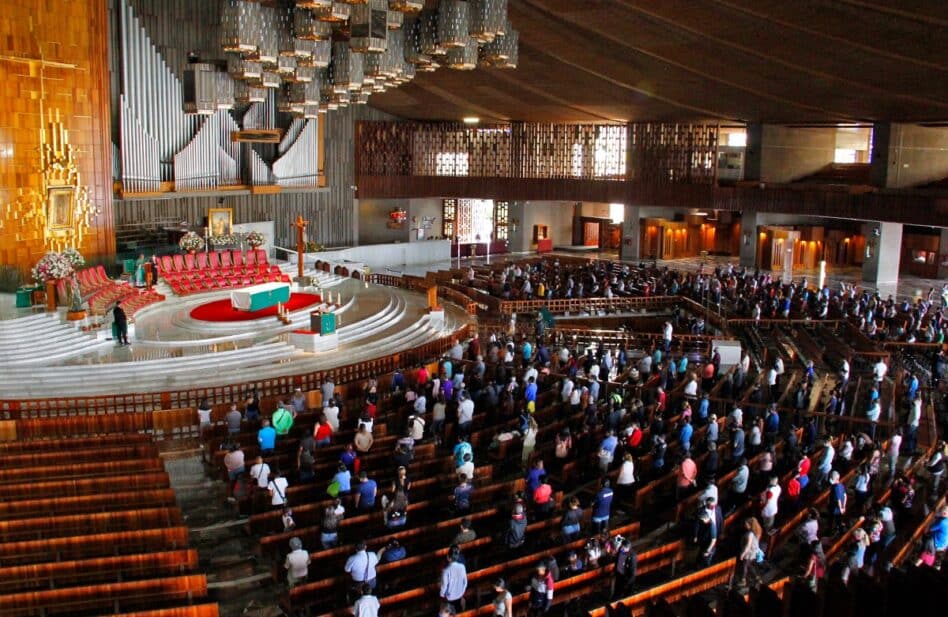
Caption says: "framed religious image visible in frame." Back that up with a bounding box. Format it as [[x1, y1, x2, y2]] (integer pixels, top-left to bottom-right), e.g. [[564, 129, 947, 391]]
[[208, 207, 233, 237], [47, 186, 75, 230]]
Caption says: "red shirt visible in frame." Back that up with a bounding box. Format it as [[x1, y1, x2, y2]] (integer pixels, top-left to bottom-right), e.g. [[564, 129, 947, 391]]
[[533, 483, 553, 505], [628, 427, 643, 448], [702, 363, 715, 379], [798, 456, 811, 477], [416, 367, 429, 386], [314, 423, 332, 442]]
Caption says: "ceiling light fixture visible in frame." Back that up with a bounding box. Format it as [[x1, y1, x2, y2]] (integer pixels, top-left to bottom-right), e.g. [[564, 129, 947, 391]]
[[463, 116, 480, 124]]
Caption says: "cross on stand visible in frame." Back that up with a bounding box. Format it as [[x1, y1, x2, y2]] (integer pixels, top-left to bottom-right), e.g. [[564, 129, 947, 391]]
[[294, 214, 308, 282]]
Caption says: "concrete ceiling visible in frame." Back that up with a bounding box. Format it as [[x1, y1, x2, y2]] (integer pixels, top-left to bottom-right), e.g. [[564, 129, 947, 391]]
[[368, 0, 948, 123]]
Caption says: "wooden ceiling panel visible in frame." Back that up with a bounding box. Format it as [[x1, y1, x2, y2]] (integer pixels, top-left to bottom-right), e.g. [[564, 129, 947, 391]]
[[365, 0, 948, 123]]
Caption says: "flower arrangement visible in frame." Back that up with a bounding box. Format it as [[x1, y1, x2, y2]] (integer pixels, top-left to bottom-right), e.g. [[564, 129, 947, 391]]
[[210, 233, 237, 246], [61, 247, 86, 269], [389, 208, 408, 224], [178, 231, 205, 252], [245, 230, 265, 248], [31, 252, 75, 283]]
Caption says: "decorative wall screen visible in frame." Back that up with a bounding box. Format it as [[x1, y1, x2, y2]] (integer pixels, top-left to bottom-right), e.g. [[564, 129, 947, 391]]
[[443, 198, 508, 242], [358, 121, 720, 184]]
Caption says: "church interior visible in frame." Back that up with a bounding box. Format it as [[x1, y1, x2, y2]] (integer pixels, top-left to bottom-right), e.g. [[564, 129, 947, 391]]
[[0, 1, 947, 616]]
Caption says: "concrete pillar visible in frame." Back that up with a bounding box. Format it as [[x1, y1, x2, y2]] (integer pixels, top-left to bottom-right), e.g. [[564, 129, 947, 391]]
[[871, 123, 948, 189], [739, 210, 759, 268], [938, 228, 948, 280], [619, 204, 641, 262], [861, 222, 903, 286], [507, 202, 528, 254], [743, 123, 762, 182]]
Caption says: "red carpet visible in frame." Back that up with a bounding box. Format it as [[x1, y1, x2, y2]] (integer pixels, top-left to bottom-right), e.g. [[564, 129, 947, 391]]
[[189, 293, 322, 322]]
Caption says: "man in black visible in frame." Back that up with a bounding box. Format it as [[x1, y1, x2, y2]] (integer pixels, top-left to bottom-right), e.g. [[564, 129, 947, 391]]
[[113, 303, 129, 345], [611, 538, 637, 599]]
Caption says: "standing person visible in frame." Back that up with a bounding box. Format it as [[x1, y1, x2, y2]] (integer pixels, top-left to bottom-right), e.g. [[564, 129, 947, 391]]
[[355, 471, 378, 512], [888, 428, 903, 479], [759, 476, 781, 533], [320, 498, 344, 548], [592, 479, 614, 533], [249, 456, 271, 492], [522, 416, 539, 468], [506, 503, 528, 549], [267, 469, 288, 510], [113, 303, 129, 345], [353, 583, 380, 617], [829, 471, 847, 535], [257, 419, 276, 455], [528, 562, 555, 616], [736, 517, 761, 588], [225, 404, 243, 436], [272, 401, 295, 437], [492, 578, 513, 617], [345, 542, 380, 595], [440, 548, 468, 612], [561, 497, 584, 543], [693, 507, 717, 568], [284, 537, 311, 587], [612, 538, 638, 599]]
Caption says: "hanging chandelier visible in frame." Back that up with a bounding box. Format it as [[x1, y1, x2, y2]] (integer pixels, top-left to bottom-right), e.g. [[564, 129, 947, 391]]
[[194, 0, 518, 117]]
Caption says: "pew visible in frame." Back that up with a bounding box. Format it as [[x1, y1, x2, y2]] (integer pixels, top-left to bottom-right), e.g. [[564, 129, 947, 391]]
[[0, 458, 164, 484], [0, 526, 190, 566], [2, 472, 170, 501], [0, 488, 178, 520]]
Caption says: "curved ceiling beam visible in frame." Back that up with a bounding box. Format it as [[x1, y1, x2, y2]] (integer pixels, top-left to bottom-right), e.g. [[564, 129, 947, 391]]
[[616, 0, 948, 112], [485, 68, 625, 123], [400, 80, 511, 123], [710, 0, 948, 72], [519, 0, 844, 120], [834, 0, 948, 28]]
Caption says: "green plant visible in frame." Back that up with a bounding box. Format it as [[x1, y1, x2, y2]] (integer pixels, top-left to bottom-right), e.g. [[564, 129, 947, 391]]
[[0, 265, 23, 293], [305, 241, 324, 252]]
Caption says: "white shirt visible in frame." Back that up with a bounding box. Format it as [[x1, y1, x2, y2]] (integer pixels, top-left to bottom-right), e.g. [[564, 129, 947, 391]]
[[414, 396, 427, 415], [250, 462, 271, 489], [888, 434, 902, 456], [873, 361, 887, 381], [268, 477, 289, 506], [324, 405, 340, 432], [353, 595, 380, 617], [617, 460, 635, 486], [908, 399, 921, 427], [285, 549, 310, 582], [457, 461, 474, 480], [663, 323, 673, 341], [684, 380, 698, 397], [433, 402, 446, 422], [561, 379, 574, 402], [839, 359, 850, 378], [774, 358, 784, 375], [524, 367, 538, 385], [458, 399, 475, 424], [767, 368, 778, 386], [198, 408, 212, 426], [740, 354, 750, 374], [409, 415, 426, 440], [761, 484, 781, 517], [866, 401, 881, 423]]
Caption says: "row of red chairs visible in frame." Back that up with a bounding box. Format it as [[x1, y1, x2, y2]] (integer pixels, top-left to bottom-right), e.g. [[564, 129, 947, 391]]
[[76, 266, 112, 296], [118, 289, 166, 318], [155, 250, 287, 296]]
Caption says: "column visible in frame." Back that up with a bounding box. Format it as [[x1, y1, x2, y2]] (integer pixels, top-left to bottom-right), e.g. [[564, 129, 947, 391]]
[[938, 228, 948, 280], [742, 123, 762, 182], [739, 210, 759, 268], [507, 202, 528, 254], [861, 222, 903, 286], [619, 204, 641, 262]]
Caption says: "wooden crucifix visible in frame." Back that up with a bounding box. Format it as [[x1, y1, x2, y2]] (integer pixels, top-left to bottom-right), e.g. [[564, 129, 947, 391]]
[[294, 215, 308, 280]]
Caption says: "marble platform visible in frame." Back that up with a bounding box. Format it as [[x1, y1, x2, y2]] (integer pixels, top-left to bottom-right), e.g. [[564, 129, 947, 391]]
[[0, 269, 471, 400]]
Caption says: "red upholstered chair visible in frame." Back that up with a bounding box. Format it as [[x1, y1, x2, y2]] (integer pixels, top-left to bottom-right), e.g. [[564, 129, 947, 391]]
[[184, 253, 196, 270], [245, 250, 257, 266], [95, 265, 111, 286], [253, 274, 266, 284], [231, 250, 245, 271], [254, 249, 267, 265], [196, 253, 208, 270], [208, 251, 221, 271], [219, 251, 233, 269], [172, 254, 186, 272], [160, 256, 174, 276]]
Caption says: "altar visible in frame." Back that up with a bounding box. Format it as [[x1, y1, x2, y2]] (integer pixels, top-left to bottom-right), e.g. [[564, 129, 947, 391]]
[[230, 282, 291, 311]]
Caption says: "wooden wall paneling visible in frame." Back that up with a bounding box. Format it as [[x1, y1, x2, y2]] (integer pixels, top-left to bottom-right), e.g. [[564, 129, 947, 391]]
[[0, 0, 114, 274]]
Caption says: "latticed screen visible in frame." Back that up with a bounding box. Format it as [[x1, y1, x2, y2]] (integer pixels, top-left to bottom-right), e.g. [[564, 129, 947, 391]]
[[494, 201, 509, 240], [442, 199, 457, 238], [443, 198, 504, 242]]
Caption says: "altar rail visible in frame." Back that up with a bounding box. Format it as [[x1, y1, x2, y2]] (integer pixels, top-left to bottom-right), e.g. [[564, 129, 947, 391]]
[[0, 324, 469, 418]]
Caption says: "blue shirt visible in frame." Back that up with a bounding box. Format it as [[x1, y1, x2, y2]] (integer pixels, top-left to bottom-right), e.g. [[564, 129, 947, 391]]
[[454, 484, 473, 510], [454, 441, 473, 467], [697, 398, 709, 420], [257, 426, 276, 450], [930, 517, 948, 551], [679, 424, 693, 448], [526, 467, 544, 494], [525, 383, 537, 402], [358, 479, 378, 508], [333, 470, 351, 493], [522, 342, 533, 360], [593, 487, 613, 519], [600, 435, 618, 456], [442, 360, 453, 380]]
